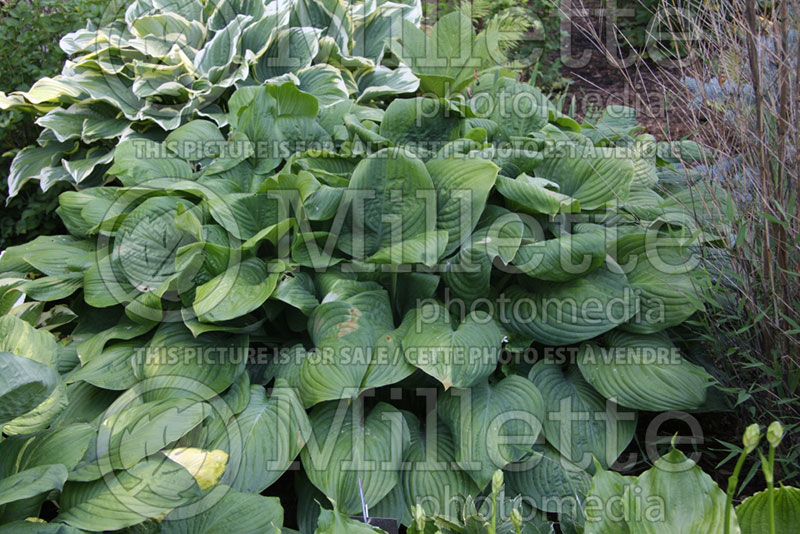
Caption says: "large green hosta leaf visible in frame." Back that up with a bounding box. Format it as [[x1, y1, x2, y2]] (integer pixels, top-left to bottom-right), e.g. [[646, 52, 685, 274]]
[[585, 448, 738, 534], [211, 381, 310, 494], [441, 206, 523, 303], [230, 81, 330, 174], [513, 226, 606, 282], [528, 361, 636, 470], [401, 422, 480, 520], [290, 288, 394, 406], [0, 316, 65, 433], [301, 402, 407, 515], [736, 486, 800, 534], [379, 98, 463, 154], [140, 323, 249, 402], [161, 486, 283, 534], [439, 375, 545, 488], [110, 196, 198, 295], [536, 146, 634, 210], [337, 147, 435, 258], [501, 261, 637, 346], [426, 154, 499, 255], [577, 331, 713, 412], [402, 301, 503, 389], [71, 397, 211, 481], [193, 258, 283, 322], [390, 13, 479, 97], [506, 445, 592, 515], [59, 457, 202, 532], [0, 464, 68, 508], [496, 174, 580, 216], [612, 232, 704, 333]]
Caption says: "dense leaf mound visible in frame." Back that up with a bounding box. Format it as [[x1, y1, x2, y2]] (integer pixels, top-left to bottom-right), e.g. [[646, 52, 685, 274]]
[[0, 0, 726, 532]]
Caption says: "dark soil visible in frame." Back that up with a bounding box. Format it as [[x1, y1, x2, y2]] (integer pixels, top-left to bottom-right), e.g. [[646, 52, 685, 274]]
[[559, 6, 696, 140]]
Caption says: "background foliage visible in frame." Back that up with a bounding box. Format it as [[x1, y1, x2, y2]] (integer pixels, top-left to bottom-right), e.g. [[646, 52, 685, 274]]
[[0, 0, 108, 248]]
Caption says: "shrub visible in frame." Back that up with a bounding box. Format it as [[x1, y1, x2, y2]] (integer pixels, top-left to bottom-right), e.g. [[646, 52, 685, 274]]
[[0, 0, 732, 532]]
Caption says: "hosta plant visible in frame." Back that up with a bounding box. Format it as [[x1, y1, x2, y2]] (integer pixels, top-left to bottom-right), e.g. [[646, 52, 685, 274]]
[[0, 0, 732, 532]]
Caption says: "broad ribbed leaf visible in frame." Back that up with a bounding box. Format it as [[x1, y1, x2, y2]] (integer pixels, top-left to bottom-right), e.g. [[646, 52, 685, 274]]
[[296, 289, 394, 405], [528, 361, 636, 470], [71, 397, 210, 480], [506, 445, 592, 514], [164, 120, 226, 160], [379, 98, 462, 153], [140, 323, 249, 402], [500, 261, 636, 346], [402, 301, 502, 389], [736, 486, 800, 534], [577, 331, 713, 412], [439, 375, 545, 488], [162, 486, 283, 534], [401, 423, 480, 519], [108, 140, 193, 186], [60, 458, 202, 532], [426, 155, 499, 255], [513, 228, 606, 282], [193, 258, 282, 322], [612, 448, 736, 534], [302, 402, 407, 515], [496, 174, 580, 215], [536, 146, 634, 210], [612, 232, 703, 333], [212, 381, 310, 493], [338, 147, 435, 258], [0, 464, 68, 507]]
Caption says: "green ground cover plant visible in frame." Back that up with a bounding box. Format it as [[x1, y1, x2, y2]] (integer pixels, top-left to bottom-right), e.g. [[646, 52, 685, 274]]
[[0, 0, 793, 533]]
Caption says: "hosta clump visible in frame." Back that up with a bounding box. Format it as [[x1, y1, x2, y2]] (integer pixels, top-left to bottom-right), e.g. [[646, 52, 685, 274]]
[[0, 2, 729, 533], [0, 0, 425, 197]]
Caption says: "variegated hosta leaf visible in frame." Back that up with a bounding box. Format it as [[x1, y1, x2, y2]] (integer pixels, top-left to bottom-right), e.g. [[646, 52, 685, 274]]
[[528, 361, 636, 470], [577, 331, 713, 412], [402, 301, 503, 389], [210, 381, 310, 494], [500, 260, 637, 346], [301, 401, 408, 515], [439, 375, 545, 488]]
